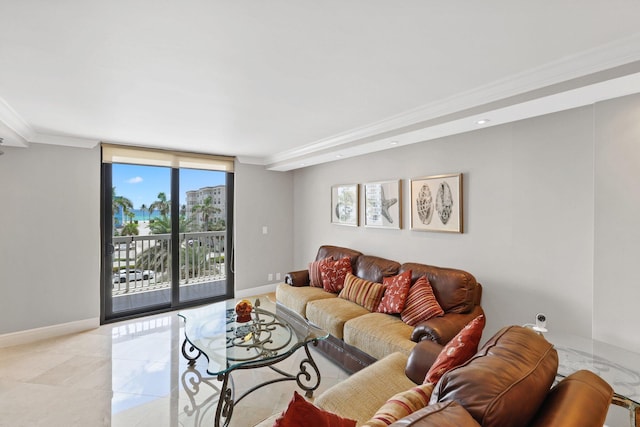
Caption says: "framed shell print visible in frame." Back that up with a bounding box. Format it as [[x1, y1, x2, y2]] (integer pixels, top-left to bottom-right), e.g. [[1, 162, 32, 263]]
[[410, 173, 463, 233], [331, 183, 359, 226]]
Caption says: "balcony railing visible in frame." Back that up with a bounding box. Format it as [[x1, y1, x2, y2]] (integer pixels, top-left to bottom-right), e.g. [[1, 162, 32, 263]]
[[111, 231, 226, 296]]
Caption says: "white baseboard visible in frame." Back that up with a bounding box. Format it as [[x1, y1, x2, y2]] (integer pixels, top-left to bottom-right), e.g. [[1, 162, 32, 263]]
[[236, 283, 280, 299], [0, 317, 100, 349]]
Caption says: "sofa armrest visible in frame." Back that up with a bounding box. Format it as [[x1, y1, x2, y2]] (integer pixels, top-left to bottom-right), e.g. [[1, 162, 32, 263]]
[[389, 401, 480, 426], [528, 370, 614, 427], [285, 270, 310, 287], [404, 340, 443, 384], [411, 306, 484, 344]]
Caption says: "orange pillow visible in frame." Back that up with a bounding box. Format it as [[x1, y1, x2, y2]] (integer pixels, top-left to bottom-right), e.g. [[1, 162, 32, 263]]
[[377, 270, 412, 314], [424, 314, 486, 384], [319, 256, 353, 293], [400, 276, 444, 326], [273, 391, 356, 427]]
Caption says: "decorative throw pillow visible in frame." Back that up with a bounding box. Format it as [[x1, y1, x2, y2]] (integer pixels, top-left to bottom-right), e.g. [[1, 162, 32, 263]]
[[400, 276, 444, 326], [363, 383, 435, 427], [319, 256, 353, 293], [424, 314, 486, 384], [377, 270, 412, 314], [309, 258, 331, 287], [339, 273, 386, 312], [273, 391, 356, 427]]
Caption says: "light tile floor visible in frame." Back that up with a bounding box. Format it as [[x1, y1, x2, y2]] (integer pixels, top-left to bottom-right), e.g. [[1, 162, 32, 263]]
[[0, 297, 349, 427]]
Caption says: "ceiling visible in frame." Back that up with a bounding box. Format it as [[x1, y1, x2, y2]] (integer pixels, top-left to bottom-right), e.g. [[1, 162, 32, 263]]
[[2, 1, 640, 170]]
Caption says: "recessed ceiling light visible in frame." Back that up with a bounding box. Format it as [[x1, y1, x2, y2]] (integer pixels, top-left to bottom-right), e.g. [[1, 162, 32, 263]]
[[476, 119, 490, 125], [336, 154, 343, 158], [390, 140, 399, 146]]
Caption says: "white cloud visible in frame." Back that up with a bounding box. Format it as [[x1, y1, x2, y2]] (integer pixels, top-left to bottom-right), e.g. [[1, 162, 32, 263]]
[[127, 176, 143, 184]]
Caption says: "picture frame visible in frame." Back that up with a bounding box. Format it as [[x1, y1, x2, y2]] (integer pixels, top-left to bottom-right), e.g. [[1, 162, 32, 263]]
[[331, 183, 359, 226], [364, 180, 402, 229], [410, 173, 463, 233]]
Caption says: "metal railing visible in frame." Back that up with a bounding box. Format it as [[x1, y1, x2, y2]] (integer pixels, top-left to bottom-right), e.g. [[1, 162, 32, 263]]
[[111, 231, 226, 296]]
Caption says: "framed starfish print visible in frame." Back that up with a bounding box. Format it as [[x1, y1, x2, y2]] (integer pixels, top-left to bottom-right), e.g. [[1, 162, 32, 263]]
[[364, 180, 402, 229]]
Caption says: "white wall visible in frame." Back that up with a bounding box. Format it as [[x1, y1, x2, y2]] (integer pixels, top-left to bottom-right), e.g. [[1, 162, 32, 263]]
[[293, 105, 598, 341], [0, 144, 101, 334], [233, 162, 294, 292], [594, 94, 640, 353]]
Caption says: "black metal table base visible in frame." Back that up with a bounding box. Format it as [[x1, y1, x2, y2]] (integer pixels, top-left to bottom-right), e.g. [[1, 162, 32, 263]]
[[182, 339, 322, 427]]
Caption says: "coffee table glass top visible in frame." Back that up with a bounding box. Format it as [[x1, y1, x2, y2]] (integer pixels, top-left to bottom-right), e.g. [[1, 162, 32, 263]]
[[178, 297, 328, 375], [546, 331, 640, 404]]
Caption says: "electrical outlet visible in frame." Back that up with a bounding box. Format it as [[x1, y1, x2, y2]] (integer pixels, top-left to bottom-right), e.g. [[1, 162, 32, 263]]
[[268, 273, 274, 281], [275, 272, 281, 281]]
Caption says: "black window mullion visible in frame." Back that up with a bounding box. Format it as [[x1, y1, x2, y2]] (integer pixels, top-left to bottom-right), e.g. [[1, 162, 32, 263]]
[[171, 168, 180, 307]]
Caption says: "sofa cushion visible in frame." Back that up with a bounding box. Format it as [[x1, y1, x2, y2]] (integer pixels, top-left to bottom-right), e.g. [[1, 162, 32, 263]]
[[400, 263, 478, 314], [424, 314, 485, 384], [274, 391, 356, 427], [275, 282, 337, 318], [363, 383, 435, 427], [339, 273, 386, 311], [377, 270, 412, 314], [430, 325, 558, 427], [309, 258, 330, 287], [389, 401, 481, 427], [344, 313, 416, 360], [320, 256, 353, 293], [315, 352, 416, 424], [306, 298, 370, 339], [401, 276, 444, 326], [355, 255, 401, 283]]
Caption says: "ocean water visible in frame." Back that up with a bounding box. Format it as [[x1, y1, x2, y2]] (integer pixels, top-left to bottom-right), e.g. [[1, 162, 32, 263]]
[[114, 208, 163, 224]]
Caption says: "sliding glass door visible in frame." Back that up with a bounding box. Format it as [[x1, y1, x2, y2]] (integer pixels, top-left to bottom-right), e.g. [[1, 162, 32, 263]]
[[101, 146, 234, 322]]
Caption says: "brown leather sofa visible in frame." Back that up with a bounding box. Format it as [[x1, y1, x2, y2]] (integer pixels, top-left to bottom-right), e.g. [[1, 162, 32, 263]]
[[319, 326, 613, 426], [276, 245, 484, 373]]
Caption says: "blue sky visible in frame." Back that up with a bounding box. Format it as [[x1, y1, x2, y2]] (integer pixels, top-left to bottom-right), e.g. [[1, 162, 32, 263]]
[[112, 164, 226, 208]]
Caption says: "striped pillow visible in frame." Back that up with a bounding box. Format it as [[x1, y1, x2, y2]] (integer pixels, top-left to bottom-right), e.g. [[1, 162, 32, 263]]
[[339, 273, 386, 312], [400, 276, 444, 326], [363, 383, 435, 427]]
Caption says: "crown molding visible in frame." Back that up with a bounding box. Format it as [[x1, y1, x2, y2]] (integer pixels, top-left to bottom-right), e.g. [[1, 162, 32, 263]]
[[265, 33, 640, 170]]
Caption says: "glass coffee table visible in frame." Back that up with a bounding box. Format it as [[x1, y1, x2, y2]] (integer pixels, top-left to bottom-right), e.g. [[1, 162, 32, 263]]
[[546, 331, 640, 427], [178, 297, 328, 427]]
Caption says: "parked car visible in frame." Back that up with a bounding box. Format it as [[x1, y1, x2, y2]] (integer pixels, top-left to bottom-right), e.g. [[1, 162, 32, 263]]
[[142, 270, 155, 280], [113, 269, 143, 283]]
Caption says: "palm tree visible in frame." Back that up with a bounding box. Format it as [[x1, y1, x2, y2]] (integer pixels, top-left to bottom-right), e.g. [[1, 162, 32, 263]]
[[192, 196, 221, 231], [121, 222, 139, 236], [140, 203, 148, 221], [112, 187, 133, 227], [149, 192, 170, 217]]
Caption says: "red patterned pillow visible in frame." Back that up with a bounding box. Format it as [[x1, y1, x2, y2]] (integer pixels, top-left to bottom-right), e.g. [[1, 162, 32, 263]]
[[400, 276, 444, 326], [424, 314, 486, 384], [309, 258, 331, 287], [273, 391, 356, 427], [319, 256, 353, 293], [339, 273, 386, 311], [377, 270, 412, 314]]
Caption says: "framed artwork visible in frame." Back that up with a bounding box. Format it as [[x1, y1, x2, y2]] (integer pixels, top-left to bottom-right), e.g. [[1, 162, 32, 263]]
[[331, 183, 359, 226], [410, 173, 463, 233], [364, 180, 402, 229]]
